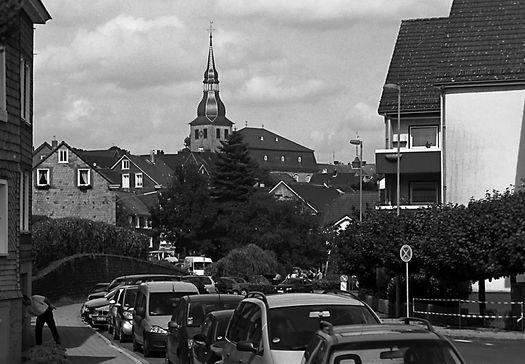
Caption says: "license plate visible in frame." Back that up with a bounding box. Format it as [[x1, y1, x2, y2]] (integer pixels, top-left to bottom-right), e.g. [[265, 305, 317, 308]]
[[95, 316, 106, 321]]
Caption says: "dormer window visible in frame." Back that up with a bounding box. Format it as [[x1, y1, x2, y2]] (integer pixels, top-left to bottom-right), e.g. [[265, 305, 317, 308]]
[[36, 169, 50, 187], [298, 156, 302, 163], [275, 137, 279, 142], [281, 155, 285, 162], [260, 136, 264, 141], [58, 149, 68, 163], [122, 159, 130, 170], [263, 155, 268, 161], [77, 169, 91, 187], [135, 173, 143, 188]]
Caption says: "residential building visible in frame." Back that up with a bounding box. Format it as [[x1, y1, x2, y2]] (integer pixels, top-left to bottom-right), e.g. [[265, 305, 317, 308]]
[[376, 0, 524, 290], [0, 1, 51, 362]]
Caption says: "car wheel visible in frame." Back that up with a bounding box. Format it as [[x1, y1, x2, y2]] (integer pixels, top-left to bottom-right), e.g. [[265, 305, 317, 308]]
[[143, 333, 152, 357]]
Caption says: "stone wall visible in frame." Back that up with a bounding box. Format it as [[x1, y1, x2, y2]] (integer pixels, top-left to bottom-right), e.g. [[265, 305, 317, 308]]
[[32, 254, 184, 303]]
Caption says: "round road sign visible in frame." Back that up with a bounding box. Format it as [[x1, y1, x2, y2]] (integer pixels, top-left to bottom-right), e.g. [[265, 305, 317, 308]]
[[400, 244, 413, 263]]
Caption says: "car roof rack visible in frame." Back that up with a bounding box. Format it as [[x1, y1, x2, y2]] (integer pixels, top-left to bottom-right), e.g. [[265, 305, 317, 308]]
[[245, 291, 269, 309], [400, 317, 434, 332]]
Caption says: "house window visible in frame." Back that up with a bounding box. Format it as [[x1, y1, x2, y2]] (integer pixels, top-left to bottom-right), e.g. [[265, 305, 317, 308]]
[[135, 216, 140, 228], [135, 173, 143, 188], [36, 169, 50, 186], [0, 179, 7, 255], [20, 58, 30, 123], [216, 129, 220, 138], [281, 155, 285, 162], [410, 126, 438, 148], [195, 129, 199, 139], [143, 218, 149, 229], [410, 181, 439, 204], [122, 159, 130, 170], [224, 129, 229, 139], [122, 174, 130, 188], [19, 172, 29, 231], [263, 155, 268, 161], [0, 47, 6, 122], [203, 128, 208, 139], [58, 149, 68, 163], [298, 156, 302, 163], [77, 169, 91, 187], [260, 136, 264, 141]]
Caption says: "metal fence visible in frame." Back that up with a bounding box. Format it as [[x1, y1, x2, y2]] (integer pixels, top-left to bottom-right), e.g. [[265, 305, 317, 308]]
[[413, 297, 524, 331]]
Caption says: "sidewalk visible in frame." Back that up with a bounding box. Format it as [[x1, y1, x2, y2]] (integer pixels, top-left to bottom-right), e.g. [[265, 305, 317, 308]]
[[29, 303, 146, 363], [381, 318, 525, 340]]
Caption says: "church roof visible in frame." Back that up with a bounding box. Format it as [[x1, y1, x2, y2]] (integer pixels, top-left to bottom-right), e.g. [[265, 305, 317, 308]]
[[238, 127, 313, 152]]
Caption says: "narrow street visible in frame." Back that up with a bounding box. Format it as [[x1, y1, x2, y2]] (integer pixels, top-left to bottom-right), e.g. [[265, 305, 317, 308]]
[[34, 303, 525, 364]]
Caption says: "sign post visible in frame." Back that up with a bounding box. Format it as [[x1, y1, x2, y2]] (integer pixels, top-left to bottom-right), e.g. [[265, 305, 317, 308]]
[[400, 244, 413, 317]]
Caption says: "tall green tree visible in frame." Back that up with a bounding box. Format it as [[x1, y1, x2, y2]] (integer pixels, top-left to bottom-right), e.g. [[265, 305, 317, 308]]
[[151, 164, 216, 256], [211, 131, 257, 202]]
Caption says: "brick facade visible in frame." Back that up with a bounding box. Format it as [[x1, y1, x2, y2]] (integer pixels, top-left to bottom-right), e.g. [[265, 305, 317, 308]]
[[33, 145, 117, 224]]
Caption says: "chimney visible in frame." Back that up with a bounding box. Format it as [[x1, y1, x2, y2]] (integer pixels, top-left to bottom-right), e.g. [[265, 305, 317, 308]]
[[150, 150, 155, 163], [51, 136, 58, 149]]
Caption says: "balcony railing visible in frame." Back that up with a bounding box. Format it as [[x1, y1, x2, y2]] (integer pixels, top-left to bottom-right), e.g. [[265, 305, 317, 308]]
[[375, 148, 441, 174]]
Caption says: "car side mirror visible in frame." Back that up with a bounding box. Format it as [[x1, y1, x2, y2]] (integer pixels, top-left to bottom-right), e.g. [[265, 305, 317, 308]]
[[193, 333, 206, 344], [236, 340, 258, 353]]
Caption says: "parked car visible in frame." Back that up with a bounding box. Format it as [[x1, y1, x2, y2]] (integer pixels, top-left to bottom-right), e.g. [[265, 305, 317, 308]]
[[86, 282, 110, 300], [192, 309, 235, 364], [183, 275, 216, 294], [222, 292, 381, 364], [109, 285, 138, 342], [275, 277, 314, 293], [302, 318, 465, 364], [132, 281, 199, 357], [214, 277, 250, 295], [166, 294, 243, 364], [106, 274, 182, 292], [81, 288, 119, 329]]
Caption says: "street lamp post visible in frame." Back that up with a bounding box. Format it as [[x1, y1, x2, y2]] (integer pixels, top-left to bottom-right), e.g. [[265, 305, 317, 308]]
[[383, 83, 401, 216], [350, 139, 363, 222]]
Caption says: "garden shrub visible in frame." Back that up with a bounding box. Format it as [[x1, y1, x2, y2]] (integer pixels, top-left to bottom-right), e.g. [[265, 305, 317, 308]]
[[32, 217, 149, 270]]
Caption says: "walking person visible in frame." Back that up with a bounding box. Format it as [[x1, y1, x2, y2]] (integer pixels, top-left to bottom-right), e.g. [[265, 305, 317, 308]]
[[23, 295, 61, 345]]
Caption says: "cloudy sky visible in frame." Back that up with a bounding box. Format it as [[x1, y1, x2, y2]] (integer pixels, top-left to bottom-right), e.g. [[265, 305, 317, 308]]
[[33, 0, 452, 164]]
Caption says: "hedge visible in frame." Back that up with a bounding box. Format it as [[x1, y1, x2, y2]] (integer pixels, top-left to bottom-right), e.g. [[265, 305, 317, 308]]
[[32, 217, 149, 270]]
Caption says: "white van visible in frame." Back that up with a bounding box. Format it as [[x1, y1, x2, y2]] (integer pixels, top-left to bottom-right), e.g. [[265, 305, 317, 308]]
[[183, 256, 212, 276]]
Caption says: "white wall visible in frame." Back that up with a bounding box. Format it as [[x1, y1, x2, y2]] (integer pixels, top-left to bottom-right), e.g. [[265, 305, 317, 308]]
[[445, 88, 525, 205]]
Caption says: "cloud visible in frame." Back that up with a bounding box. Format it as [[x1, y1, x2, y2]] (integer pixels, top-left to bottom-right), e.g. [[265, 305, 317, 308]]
[[235, 76, 335, 105], [216, 0, 451, 27]]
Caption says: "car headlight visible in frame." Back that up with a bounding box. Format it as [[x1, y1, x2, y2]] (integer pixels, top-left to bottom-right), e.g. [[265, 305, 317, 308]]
[[286, 287, 293, 291], [149, 326, 167, 334], [123, 311, 133, 320]]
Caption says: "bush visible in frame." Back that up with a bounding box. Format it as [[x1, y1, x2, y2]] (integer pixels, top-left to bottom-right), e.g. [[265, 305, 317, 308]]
[[24, 342, 69, 363], [312, 279, 341, 291], [32, 217, 150, 270], [206, 244, 282, 277]]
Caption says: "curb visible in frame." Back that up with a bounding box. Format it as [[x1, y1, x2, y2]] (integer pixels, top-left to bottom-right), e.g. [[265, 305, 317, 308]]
[[81, 320, 147, 364]]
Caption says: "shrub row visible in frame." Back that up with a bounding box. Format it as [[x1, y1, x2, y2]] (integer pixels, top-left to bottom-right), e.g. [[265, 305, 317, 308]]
[[32, 217, 150, 270]]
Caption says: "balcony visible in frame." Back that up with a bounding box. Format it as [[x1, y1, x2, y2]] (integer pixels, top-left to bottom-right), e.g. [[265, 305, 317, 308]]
[[375, 148, 441, 174]]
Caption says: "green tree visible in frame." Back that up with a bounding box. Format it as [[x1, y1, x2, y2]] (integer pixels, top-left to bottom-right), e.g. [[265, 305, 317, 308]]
[[151, 164, 216, 256], [211, 131, 257, 202]]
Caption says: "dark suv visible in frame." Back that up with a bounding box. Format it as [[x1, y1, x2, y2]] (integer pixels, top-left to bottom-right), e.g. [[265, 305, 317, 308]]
[[166, 294, 243, 364], [302, 318, 465, 364]]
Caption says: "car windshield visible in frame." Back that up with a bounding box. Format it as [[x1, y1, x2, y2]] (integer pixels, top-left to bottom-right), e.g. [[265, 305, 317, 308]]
[[124, 289, 137, 306], [268, 305, 378, 351], [149, 292, 197, 316], [193, 262, 208, 270], [329, 340, 463, 364], [188, 301, 241, 326]]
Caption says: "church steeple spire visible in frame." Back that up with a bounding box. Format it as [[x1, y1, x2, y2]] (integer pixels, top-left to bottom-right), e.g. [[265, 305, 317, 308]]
[[204, 21, 219, 90]]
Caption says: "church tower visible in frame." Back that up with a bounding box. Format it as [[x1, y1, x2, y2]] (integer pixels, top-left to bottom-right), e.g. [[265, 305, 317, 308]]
[[189, 22, 234, 152]]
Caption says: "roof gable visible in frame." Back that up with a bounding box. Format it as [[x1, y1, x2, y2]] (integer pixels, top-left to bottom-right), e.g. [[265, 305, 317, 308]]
[[238, 127, 313, 152], [378, 17, 448, 114]]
